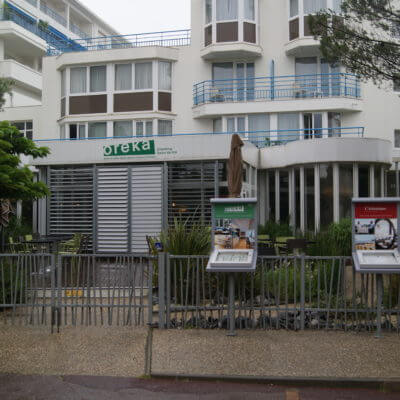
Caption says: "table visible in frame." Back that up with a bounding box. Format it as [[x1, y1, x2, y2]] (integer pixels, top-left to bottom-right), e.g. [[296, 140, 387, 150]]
[[21, 235, 73, 253]]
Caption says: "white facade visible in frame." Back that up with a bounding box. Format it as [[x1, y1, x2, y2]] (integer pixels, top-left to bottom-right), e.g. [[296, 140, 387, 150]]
[[23, 0, 400, 248]]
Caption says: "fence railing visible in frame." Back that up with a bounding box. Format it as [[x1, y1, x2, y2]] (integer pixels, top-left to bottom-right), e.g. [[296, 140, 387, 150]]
[[70, 21, 89, 39], [40, 2, 67, 27], [193, 73, 361, 106], [1, 253, 399, 334], [47, 29, 192, 55]]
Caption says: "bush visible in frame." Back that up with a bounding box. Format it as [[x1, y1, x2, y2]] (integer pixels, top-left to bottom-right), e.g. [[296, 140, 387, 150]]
[[258, 221, 293, 242], [0, 261, 26, 307]]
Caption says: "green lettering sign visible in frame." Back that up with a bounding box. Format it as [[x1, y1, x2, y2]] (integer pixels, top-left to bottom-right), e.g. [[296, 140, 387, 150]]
[[103, 140, 155, 157], [214, 203, 255, 219]]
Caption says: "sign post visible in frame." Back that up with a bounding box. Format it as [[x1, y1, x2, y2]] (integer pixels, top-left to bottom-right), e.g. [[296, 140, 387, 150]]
[[352, 198, 400, 337], [207, 198, 258, 336]]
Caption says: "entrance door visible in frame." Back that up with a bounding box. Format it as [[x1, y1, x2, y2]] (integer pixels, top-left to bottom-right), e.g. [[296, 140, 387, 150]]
[[303, 113, 323, 139]]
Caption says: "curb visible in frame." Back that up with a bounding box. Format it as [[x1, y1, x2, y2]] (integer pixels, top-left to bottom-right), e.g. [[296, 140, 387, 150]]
[[150, 373, 400, 392]]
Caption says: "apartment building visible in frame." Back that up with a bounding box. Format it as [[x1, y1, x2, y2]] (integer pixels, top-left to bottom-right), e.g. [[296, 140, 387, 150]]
[[0, 0, 118, 134], [30, 0, 400, 252]]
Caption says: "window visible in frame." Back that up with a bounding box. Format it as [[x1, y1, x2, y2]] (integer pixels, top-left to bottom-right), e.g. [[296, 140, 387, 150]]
[[159, 61, 172, 90], [88, 122, 107, 138], [60, 125, 66, 139], [114, 121, 132, 137], [12, 121, 33, 140], [395, 130, 400, 148], [216, 0, 238, 21], [158, 120, 172, 136], [248, 114, 269, 143], [328, 112, 341, 137], [320, 164, 333, 227], [206, 0, 212, 24], [115, 64, 132, 90], [69, 124, 86, 140], [332, 0, 342, 13], [70, 67, 86, 94], [278, 113, 299, 141], [244, 0, 255, 20], [136, 121, 153, 137], [135, 62, 153, 89], [290, 0, 299, 17], [90, 66, 106, 92], [213, 118, 222, 133], [304, 0, 327, 14], [61, 69, 66, 97]]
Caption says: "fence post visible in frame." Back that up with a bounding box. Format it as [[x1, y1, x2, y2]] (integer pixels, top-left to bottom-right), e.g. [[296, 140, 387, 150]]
[[300, 255, 306, 330], [56, 254, 61, 333], [50, 254, 56, 334], [158, 252, 166, 329], [147, 255, 153, 327], [375, 273, 383, 339]]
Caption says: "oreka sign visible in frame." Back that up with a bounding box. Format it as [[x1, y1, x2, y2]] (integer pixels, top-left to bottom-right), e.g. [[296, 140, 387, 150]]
[[103, 140, 155, 157]]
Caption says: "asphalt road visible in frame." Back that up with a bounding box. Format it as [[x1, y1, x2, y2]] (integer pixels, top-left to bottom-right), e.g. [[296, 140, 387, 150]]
[[0, 375, 399, 400]]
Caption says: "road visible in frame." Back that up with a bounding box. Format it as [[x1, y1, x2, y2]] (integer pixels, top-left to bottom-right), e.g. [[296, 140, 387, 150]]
[[0, 375, 399, 400]]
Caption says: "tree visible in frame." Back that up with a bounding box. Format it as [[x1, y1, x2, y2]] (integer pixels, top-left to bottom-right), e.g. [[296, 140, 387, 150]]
[[309, 0, 400, 85]]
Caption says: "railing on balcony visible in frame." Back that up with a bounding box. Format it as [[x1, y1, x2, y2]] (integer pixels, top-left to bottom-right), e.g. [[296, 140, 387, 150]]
[[24, 0, 37, 7], [40, 2, 67, 27], [47, 29, 192, 55], [70, 21, 90, 39], [193, 73, 361, 106], [35, 127, 364, 148]]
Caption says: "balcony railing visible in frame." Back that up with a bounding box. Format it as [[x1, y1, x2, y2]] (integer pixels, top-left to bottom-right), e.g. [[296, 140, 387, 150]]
[[70, 21, 90, 39], [35, 127, 364, 148], [193, 73, 361, 106], [24, 0, 37, 7], [40, 2, 67, 27], [47, 29, 192, 55]]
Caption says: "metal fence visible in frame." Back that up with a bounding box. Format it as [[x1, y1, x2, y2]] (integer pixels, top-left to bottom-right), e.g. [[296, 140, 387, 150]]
[[1, 254, 399, 334]]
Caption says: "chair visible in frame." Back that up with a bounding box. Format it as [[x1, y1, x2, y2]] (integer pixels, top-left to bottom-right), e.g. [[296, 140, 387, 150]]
[[7, 237, 19, 253]]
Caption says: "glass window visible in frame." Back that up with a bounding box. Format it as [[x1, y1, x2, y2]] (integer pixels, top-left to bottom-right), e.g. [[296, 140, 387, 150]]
[[268, 171, 275, 221], [115, 64, 132, 90], [358, 165, 369, 197], [136, 121, 153, 137], [295, 169, 300, 229], [159, 61, 172, 90], [237, 117, 246, 133], [339, 164, 353, 219], [212, 62, 234, 80], [328, 112, 341, 137], [332, 0, 342, 13], [278, 113, 299, 141], [320, 164, 333, 228], [290, 0, 299, 17], [69, 124, 78, 140], [213, 118, 222, 133], [304, 0, 327, 14], [61, 69, 66, 97], [206, 0, 212, 24], [374, 166, 382, 197], [114, 121, 132, 137], [88, 122, 107, 138], [305, 167, 315, 231], [395, 130, 400, 148], [60, 125, 66, 139], [248, 114, 269, 144], [227, 117, 235, 132], [158, 120, 172, 136], [135, 62, 153, 89], [244, 0, 255, 20], [70, 67, 86, 94], [279, 170, 289, 223], [216, 0, 238, 21], [145, 121, 153, 137], [295, 57, 317, 75], [79, 124, 86, 139], [136, 121, 144, 137], [90, 65, 106, 92], [12, 121, 33, 140]]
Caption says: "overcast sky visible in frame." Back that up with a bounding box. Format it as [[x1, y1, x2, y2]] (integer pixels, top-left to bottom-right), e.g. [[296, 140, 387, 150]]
[[79, 0, 191, 35]]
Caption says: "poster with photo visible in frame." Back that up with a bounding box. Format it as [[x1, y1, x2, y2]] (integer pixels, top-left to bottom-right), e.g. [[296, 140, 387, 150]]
[[213, 203, 256, 251], [354, 202, 398, 251]]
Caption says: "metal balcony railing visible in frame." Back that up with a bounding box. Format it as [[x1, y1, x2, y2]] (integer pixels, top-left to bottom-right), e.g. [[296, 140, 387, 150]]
[[193, 73, 361, 106], [47, 29, 192, 55], [24, 0, 37, 7], [70, 21, 90, 39], [35, 127, 364, 148], [40, 2, 67, 27]]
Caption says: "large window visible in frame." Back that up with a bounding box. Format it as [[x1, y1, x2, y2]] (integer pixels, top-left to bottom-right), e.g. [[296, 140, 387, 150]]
[[320, 164, 333, 228], [358, 165, 370, 197], [12, 121, 33, 140], [115, 64, 132, 91], [135, 62, 153, 89], [206, 0, 212, 23], [136, 121, 153, 137], [244, 0, 255, 20], [339, 164, 353, 219], [305, 167, 315, 231], [88, 122, 107, 138], [248, 114, 269, 144], [158, 61, 172, 90], [290, 0, 299, 17], [158, 120, 173, 136], [278, 113, 299, 141], [304, 0, 327, 14], [70, 67, 86, 94], [216, 0, 238, 21], [114, 121, 132, 137], [90, 66, 106, 92]]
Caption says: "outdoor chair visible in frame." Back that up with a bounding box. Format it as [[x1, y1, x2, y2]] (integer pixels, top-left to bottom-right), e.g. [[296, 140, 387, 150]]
[[7, 237, 20, 253]]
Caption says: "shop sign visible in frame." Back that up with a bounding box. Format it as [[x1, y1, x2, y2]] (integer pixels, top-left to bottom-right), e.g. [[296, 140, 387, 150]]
[[103, 140, 155, 157], [214, 203, 255, 219]]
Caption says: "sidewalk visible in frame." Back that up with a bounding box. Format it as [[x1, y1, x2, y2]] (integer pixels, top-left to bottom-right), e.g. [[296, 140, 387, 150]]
[[0, 325, 400, 384]]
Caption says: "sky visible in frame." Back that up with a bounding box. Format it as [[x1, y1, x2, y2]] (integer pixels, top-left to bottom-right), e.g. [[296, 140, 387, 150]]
[[79, 0, 191, 35]]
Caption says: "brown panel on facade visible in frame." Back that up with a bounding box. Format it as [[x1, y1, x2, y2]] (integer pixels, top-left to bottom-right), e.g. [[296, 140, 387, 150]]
[[69, 95, 107, 115], [243, 22, 256, 43], [205, 25, 212, 46], [61, 97, 66, 117], [216, 22, 238, 42], [303, 15, 313, 36], [158, 92, 171, 112], [289, 18, 299, 40], [114, 92, 153, 112]]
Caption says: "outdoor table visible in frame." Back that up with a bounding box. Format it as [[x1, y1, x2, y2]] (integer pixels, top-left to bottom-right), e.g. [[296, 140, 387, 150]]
[[21, 235, 73, 254]]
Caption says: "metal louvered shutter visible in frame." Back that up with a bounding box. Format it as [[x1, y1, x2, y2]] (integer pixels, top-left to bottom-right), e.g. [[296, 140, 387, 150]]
[[48, 167, 94, 241], [131, 165, 163, 253], [97, 167, 129, 253]]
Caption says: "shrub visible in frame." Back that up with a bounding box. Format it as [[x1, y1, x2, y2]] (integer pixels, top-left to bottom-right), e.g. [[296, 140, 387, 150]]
[[258, 221, 293, 242], [0, 261, 26, 307]]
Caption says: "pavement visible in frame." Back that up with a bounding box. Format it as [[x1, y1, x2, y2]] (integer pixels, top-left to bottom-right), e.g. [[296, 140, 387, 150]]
[[1, 325, 400, 388], [1, 375, 400, 400]]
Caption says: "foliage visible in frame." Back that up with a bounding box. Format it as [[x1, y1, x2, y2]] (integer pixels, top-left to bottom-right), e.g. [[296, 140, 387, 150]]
[[258, 221, 293, 242], [309, 0, 400, 85], [0, 77, 14, 110], [307, 218, 352, 256], [0, 261, 26, 307], [0, 121, 50, 204], [38, 20, 49, 32], [159, 217, 211, 255], [2, 216, 31, 240]]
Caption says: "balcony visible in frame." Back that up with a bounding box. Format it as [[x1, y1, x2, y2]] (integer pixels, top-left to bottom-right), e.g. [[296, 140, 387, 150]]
[[40, 2, 67, 27], [0, 59, 42, 92], [70, 22, 89, 39], [193, 73, 362, 118]]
